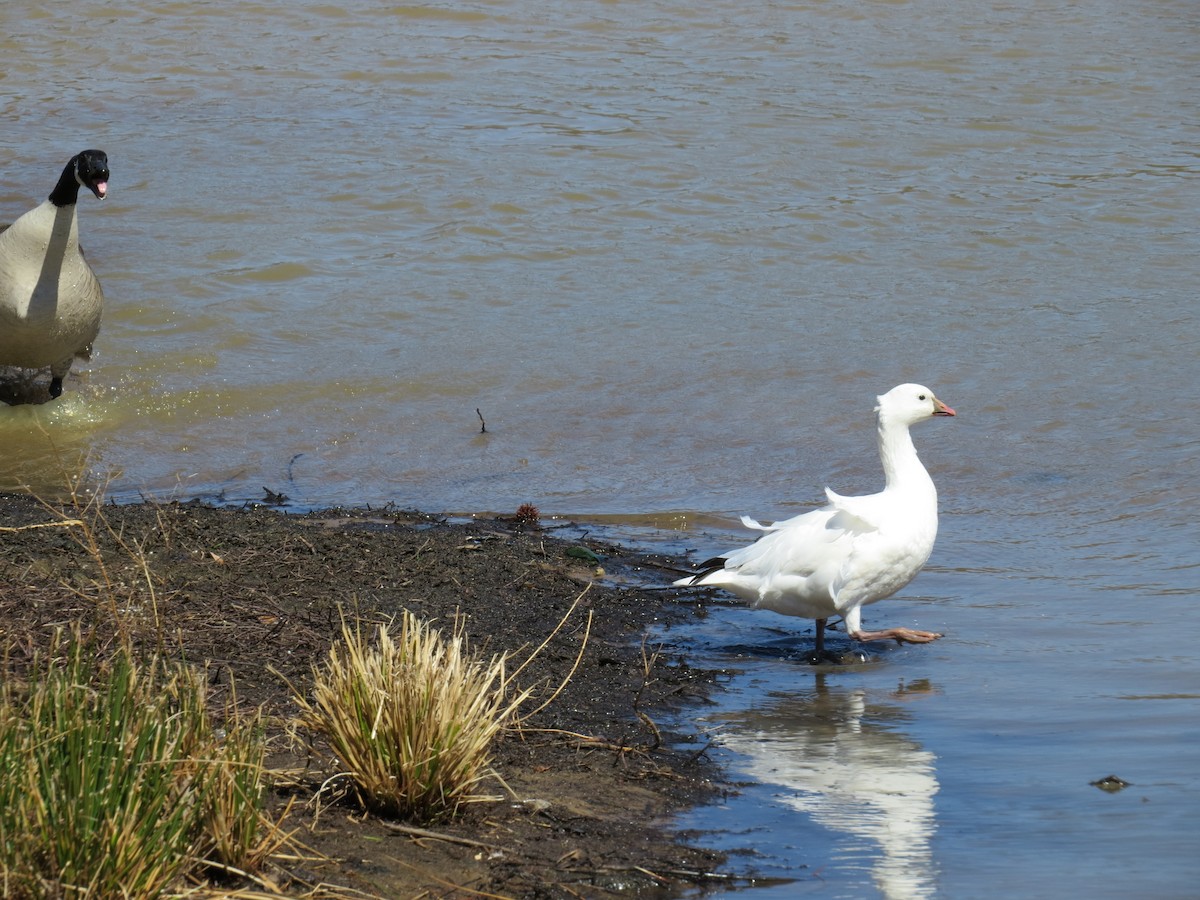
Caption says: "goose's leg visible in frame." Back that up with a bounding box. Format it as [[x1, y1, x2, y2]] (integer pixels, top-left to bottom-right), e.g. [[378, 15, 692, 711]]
[[806, 618, 843, 665], [850, 626, 943, 644], [49, 355, 73, 399]]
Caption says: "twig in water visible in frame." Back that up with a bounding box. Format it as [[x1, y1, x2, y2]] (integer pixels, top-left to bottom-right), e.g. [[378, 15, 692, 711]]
[[262, 486, 288, 505], [287, 452, 304, 485], [476, 408, 487, 433]]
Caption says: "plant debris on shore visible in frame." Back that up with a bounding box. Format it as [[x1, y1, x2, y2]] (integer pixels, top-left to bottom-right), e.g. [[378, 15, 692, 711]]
[[0, 492, 731, 898]]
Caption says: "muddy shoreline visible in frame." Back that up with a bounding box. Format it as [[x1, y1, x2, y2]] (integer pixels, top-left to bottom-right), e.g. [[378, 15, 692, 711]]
[[0, 493, 745, 898]]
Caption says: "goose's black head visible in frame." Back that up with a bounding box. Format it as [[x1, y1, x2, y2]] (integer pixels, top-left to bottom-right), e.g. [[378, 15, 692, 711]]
[[49, 149, 110, 206]]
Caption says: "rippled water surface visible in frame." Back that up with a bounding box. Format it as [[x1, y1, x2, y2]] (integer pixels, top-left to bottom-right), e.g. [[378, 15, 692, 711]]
[[2, 1, 1197, 895]]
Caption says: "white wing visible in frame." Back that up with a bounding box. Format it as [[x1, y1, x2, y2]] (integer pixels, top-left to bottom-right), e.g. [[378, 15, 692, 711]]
[[683, 498, 880, 618]]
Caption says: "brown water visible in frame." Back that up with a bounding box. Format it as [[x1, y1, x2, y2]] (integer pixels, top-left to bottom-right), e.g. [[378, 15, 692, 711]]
[[2, 1, 1198, 895]]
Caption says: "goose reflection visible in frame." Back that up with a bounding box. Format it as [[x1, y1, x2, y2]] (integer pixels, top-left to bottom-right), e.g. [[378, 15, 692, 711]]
[[717, 676, 939, 899]]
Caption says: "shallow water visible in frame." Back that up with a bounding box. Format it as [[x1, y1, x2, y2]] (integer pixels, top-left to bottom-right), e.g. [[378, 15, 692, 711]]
[[2, 1, 1198, 895]]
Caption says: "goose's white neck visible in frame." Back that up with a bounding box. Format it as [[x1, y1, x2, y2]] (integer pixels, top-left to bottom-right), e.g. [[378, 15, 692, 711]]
[[877, 418, 934, 494]]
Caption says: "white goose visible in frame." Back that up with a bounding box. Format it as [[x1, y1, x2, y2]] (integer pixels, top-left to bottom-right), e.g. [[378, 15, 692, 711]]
[[675, 383, 955, 656], [0, 149, 109, 398]]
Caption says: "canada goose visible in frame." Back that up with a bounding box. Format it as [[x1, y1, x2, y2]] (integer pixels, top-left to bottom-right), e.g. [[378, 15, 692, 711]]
[[674, 384, 955, 658], [0, 149, 109, 398]]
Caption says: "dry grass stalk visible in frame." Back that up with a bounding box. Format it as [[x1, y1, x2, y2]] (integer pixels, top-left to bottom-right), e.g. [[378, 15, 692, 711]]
[[0, 519, 85, 532], [509, 586, 594, 727]]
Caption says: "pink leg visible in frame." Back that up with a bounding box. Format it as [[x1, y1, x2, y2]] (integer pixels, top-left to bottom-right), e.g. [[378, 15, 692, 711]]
[[850, 627, 943, 645]]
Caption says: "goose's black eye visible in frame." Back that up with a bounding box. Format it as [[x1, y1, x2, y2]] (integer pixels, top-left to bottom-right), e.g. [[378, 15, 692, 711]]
[[918, 394, 927, 400]]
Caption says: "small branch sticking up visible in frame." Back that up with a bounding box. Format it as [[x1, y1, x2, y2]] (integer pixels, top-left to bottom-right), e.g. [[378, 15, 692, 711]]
[[634, 634, 663, 751], [476, 408, 487, 434]]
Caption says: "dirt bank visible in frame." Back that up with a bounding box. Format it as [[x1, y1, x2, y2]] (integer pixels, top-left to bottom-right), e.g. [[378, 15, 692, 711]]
[[0, 494, 737, 898]]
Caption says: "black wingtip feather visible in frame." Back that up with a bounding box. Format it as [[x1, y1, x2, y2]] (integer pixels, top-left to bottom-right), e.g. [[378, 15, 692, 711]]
[[677, 558, 730, 585]]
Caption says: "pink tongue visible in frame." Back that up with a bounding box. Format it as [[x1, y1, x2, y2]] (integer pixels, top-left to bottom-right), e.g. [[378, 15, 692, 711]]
[[94, 181, 108, 199]]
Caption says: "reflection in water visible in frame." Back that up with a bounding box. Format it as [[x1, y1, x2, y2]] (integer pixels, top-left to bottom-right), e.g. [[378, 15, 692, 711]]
[[717, 677, 938, 899]]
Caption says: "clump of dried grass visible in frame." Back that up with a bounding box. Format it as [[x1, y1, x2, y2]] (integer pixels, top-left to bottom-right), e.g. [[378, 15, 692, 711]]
[[198, 695, 294, 880], [294, 612, 532, 822]]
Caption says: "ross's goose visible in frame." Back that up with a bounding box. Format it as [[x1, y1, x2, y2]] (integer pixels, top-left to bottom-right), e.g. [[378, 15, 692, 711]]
[[0, 150, 109, 398], [674, 383, 955, 657]]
